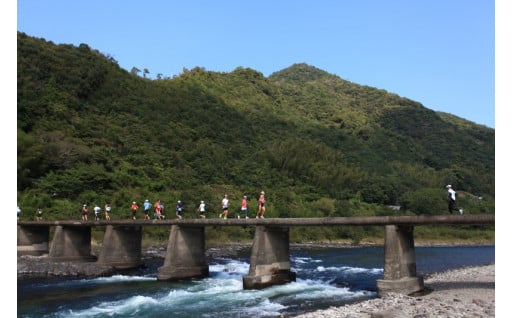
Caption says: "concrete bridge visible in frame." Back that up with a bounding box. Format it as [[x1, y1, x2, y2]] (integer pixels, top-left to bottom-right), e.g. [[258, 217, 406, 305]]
[[17, 214, 494, 296]]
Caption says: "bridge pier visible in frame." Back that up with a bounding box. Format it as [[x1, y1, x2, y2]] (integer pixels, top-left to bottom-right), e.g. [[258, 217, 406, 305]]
[[97, 225, 143, 269], [17, 225, 50, 256], [157, 225, 208, 281], [48, 225, 96, 262], [17, 215, 493, 292], [376, 225, 424, 296], [243, 226, 296, 289]]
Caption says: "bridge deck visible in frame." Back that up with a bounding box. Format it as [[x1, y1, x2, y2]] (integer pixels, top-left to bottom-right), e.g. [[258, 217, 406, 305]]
[[17, 214, 494, 227]]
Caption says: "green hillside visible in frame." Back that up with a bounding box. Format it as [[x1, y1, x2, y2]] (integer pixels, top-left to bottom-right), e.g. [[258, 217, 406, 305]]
[[17, 32, 494, 243]]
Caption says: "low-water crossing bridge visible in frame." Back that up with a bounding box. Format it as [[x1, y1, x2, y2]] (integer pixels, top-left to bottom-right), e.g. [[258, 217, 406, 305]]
[[17, 214, 494, 296]]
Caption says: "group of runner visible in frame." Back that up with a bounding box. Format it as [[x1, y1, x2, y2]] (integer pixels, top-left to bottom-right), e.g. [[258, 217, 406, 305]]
[[80, 203, 112, 221], [77, 191, 267, 221], [219, 192, 266, 220], [20, 185, 462, 221], [130, 199, 168, 220], [78, 200, 166, 221]]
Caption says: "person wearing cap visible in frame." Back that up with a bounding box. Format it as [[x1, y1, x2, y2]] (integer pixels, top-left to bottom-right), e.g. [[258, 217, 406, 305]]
[[446, 185, 463, 215], [257, 191, 266, 219], [176, 200, 183, 219], [130, 201, 139, 220], [81, 204, 89, 221], [143, 199, 151, 220]]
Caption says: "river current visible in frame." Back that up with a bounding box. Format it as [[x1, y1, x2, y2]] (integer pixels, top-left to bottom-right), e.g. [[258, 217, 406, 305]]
[[17, 245, 495, 317]]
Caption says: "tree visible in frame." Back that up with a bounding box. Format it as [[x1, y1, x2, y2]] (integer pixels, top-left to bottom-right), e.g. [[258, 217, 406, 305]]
[[130, 67, 141, 76]]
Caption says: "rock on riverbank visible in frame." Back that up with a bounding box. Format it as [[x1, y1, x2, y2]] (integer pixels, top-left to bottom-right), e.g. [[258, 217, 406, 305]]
[[17, 244, 252, 279], [17, 255, 118, 279], [292, 264, 495, 318]]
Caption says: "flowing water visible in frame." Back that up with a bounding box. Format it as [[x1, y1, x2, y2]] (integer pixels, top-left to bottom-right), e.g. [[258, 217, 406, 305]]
[[17, 245, 494, 317]]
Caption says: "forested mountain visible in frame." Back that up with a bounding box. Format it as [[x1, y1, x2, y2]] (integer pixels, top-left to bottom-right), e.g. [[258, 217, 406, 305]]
[[17, 31, 494, 236]]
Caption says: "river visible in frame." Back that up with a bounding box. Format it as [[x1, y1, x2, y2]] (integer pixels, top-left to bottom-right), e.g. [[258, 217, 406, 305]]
[[17, 245, 494, 317]]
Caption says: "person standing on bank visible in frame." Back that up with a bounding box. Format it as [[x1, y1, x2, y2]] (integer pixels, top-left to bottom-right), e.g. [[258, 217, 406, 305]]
[[239, 195, 249, 219], [17, 206, 21, 220], [256, 191, 266, 219], [220, 194, 229, 219]]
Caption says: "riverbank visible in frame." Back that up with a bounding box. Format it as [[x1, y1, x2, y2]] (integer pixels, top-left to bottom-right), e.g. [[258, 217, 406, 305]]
[[292, 264, 495, 318]]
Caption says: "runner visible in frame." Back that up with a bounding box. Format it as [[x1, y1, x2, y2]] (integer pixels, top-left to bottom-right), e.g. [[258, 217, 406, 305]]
[[239, 195, 249, 219], [81, 204, 88, 221], [220, 194, 229, 219], [93, 204, 101, 220], [130, 201, 138, 220], [256, 191, 266, 219], [143, 199, 151, 219], [176, 200, 183, 219], [36, 207, 43, 221], [198, 200, 206, 219], [104, 203, 111, 220]]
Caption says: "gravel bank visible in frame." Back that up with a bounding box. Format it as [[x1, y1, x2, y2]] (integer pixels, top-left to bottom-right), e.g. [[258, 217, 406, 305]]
[[292, 264, 495, 318]]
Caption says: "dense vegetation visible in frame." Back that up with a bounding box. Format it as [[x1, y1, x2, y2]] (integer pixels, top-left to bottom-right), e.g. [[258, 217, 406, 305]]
[[17, 32, 494, 244]]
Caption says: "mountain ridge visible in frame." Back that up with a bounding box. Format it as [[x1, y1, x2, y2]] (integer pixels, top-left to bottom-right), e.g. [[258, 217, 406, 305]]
[[17, 32, 494, 228]]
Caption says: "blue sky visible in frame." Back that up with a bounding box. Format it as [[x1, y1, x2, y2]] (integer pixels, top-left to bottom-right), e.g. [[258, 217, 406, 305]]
[[16, 0, 496, 128], [5, 1, 510, 311]]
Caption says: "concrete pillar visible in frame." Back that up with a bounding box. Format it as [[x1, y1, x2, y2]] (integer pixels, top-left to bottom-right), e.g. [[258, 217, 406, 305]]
[[97, 225, 143, 269], [157, 225, 208, 281], [48, 225, 96, 262], [243, 226, 296, 289], [17, 225, 50, 256], [376, 225, 424, 296]]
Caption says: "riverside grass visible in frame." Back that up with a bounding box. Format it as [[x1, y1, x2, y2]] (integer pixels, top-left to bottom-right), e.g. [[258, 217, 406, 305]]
[[130, 227, 494, 250]]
